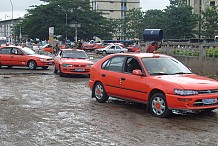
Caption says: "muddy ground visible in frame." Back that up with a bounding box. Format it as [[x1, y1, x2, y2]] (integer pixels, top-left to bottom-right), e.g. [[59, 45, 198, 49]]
[[0, 54, 218, 146]]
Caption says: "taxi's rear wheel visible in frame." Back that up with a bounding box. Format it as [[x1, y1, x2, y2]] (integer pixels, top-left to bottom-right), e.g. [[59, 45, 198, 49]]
[[28, 60, 37, 70], [149, 92, 171, 118], [94, 82, 109, 103]]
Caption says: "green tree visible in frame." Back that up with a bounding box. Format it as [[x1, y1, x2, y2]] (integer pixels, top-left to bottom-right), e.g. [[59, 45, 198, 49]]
[[201, 6, 218, 38], [123, 8, 144, 39], [20, 0, 115, 41], [164, 4, 198, 39]]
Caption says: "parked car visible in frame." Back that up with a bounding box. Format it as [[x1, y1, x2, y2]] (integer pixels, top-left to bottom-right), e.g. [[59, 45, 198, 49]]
[[41, 44, 53, 53], [53, 49, 94, 77], [95, 45, 128, 55], [82, 43, 105, 52], [127, 45, 140, 52], [89, 53, 218, 118], [0, 45, 53, 69]]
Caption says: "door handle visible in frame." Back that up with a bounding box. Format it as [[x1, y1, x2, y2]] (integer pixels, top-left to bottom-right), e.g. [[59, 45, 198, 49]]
[[121, 77, 126, 80], [102, 74, 106, 77]]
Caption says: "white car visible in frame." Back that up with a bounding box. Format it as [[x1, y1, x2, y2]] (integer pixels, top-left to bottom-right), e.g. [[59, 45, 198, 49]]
[[95, 45, 128, 55]]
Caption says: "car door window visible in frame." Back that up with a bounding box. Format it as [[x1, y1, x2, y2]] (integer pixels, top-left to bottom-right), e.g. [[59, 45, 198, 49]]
[[124, 57, 142, 74], [11, 48, 21, 55], [116, 46, 121, 50], [0, 48, 11, 54], [102, 56, 125, 72]]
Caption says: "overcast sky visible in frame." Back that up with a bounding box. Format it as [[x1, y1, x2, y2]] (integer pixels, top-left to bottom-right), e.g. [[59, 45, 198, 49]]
[[0, 0, 170, 20]]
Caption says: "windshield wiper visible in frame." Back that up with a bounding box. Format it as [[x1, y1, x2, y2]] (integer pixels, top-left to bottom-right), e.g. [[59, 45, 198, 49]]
[[150, 72, 169, 75], [174, 72, 192, 74]]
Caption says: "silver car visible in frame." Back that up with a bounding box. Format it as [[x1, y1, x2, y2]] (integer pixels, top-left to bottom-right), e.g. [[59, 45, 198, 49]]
[[95, 45, 128, 55]]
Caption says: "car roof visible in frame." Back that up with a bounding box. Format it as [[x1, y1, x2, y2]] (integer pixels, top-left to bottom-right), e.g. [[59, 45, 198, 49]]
[[108, 52, 171, 58]]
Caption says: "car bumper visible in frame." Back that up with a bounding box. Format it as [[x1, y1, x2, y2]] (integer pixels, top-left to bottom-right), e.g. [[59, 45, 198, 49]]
[[37, 61, 54, 67], [166, 93, 218, 111], [60, 66, 91, 75]]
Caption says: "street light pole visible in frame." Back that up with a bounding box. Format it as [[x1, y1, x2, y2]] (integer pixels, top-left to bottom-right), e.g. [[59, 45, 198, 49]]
[[9, 0, 14, 44]]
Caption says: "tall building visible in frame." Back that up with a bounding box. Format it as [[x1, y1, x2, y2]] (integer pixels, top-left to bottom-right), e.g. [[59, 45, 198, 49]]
[[90, 0, 140, 19], [185, 0, 218, 14]]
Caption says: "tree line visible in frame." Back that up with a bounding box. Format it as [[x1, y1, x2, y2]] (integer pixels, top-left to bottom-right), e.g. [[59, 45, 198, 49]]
[[15, 0, 218, 41]]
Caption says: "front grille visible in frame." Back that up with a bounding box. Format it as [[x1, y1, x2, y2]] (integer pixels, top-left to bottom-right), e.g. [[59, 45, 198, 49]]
[[74, 65, 86, 67], [198, 89, 218, 94], [194, 98, 218, 106]]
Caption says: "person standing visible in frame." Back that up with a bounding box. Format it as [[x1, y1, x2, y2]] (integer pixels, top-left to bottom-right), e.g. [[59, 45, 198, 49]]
[[146, 41, 159, 53]]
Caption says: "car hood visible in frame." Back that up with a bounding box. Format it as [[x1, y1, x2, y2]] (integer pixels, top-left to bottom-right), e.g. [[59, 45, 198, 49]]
[[61, 58, 93, 64], [29, 54, 52, 59], [154, 74, 218, 90]]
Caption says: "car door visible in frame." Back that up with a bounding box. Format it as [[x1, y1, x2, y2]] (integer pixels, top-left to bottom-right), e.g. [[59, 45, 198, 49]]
[[100, 56, 125, 97], [119, 57, 149, 102], [107, 45, 116, 54], [0, 47, 13, 65], [115, 46, 122, 53], [10, 47, 27, 66]]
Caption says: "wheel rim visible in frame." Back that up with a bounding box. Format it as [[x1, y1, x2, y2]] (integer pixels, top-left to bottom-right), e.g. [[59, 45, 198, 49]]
[[151, 96, 166, 116], [95, 84, 104, 99], [29, 61, 35, 69]]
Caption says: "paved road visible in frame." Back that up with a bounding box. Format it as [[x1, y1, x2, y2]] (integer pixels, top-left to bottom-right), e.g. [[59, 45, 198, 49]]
[[0, 54, 218, 146]]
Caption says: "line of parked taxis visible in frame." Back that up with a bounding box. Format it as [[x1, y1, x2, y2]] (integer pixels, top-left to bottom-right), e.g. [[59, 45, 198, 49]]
[[0, 45, 217, 118]]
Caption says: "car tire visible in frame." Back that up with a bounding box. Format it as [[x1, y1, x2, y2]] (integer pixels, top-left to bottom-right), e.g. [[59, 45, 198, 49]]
[[102, 51, 107, 55], [59, 65, 64, 77], [42, 66, 48, 70], [93, 82, 109, 103], [149, 92, 171, 118], [120, 51, 124, 53], [54, 67, 58, 73], [0, 63, 2, 69], [28, 60, 37, 70]]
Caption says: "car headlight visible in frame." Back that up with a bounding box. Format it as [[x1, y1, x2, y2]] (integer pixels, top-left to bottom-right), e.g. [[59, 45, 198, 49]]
[[174, 89, 198, 96], [62, 64, 73, 67], [40, 58, 47, 61], [87, 64, 93, 68]]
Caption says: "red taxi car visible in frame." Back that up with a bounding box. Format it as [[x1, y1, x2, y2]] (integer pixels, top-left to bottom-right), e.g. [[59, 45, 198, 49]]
[[89, 53, 218, 118], [54, 49, 94, 77], [0, 46, 53, 69]]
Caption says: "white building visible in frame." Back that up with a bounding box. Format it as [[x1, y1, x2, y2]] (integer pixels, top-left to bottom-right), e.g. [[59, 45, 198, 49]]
[[90, 0, 140, 19], [185, 0, 218, 14], [0, 18, 21, 43]]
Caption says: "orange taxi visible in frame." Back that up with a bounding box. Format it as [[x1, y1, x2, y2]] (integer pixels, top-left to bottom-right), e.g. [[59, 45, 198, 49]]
[[0, 45, 53, 70], [54, 49, 94, 77], [89, 53, 218, 118]]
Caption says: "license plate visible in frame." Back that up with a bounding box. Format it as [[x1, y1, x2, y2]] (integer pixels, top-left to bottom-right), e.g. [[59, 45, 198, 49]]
[[75, 68, 84, 72], [202, 98, 218, 105]]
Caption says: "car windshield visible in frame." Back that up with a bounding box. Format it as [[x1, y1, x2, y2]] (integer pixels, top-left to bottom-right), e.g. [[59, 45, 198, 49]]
[[62, 50, 88, 59], [142, 57, 192, 75], [20, 47, 36, 55]]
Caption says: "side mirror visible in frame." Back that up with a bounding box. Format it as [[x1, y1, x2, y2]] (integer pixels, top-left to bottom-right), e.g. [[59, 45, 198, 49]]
[[132, 69, 143, 76]]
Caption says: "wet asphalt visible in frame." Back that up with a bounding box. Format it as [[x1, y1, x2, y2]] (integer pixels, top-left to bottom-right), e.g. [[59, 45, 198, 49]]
[[0, 53, 218, 146]]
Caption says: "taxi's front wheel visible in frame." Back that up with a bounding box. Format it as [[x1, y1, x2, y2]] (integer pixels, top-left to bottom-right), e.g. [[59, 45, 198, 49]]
[[28, 60, 37, 70], [93, 82, 109, 103], [149, 92, 171, 118]]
